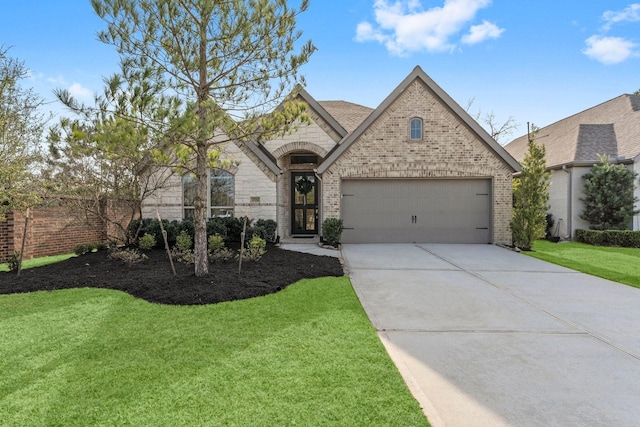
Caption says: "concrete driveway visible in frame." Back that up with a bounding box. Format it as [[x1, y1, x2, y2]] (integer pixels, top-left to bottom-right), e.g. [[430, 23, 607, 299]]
[[342, 244, 640, 427]]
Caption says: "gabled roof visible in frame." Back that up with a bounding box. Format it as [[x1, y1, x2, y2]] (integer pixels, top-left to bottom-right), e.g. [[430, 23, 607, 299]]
[[505, 94, 640, 167], [317, 101, 373, 133], [317, 65, 521, 174], [296, 88, 350, 138], [244, 88, 375, 174]]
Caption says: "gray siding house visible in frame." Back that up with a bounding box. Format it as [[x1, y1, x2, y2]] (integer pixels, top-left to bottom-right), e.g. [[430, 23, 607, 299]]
[[505, 94, 640, 239], [143, 66, 520, 244]]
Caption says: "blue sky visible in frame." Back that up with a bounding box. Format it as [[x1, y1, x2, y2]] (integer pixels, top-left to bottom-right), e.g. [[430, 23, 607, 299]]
[[1, 1, 639, 142]]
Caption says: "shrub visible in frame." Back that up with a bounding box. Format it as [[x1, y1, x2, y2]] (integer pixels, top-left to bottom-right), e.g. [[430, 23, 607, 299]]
[[580, 155, 638, 230], [74, 243, 95, 256], [207, 218, 228, 239], [95, 241, 109, 251], [138, 233, 157, 251], [322, 218, 343, 247], [128, 218, 181, 247], [175, 230, 193, 251], [226, 217, 250, 242], [172, 248, 195, 264], [240, 235, 266, 261], [254, 219, 277, 243], [5, 251, 21, 272], [207, 234, 234, 262], [171, 230, 195, 264], [177, 219, 195, 240], [545, 213, 555, 239], [109, 248, 148, 267], [208, 234, 225, 252], [575, 229, 640, 248]]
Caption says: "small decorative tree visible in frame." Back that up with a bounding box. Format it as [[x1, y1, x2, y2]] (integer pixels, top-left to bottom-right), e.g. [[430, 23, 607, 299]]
[[511, 126, 550, 250], [322, 218, 343, 247], [580, 154, 638, 230]]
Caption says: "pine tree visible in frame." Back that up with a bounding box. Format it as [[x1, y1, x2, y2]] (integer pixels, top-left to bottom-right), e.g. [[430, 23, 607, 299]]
[[511, 129, 549, 250], [80, 0, 315, 276], [580, 154, 638, 230]]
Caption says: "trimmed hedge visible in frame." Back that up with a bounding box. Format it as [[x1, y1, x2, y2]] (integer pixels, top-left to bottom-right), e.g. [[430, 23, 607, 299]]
[[574, 229, 640, 248], [128, 217, 278, 248]]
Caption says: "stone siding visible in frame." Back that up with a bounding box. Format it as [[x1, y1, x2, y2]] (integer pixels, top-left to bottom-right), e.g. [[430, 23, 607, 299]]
[[263, 118, 339, 156], [141, 141, 277, 221]]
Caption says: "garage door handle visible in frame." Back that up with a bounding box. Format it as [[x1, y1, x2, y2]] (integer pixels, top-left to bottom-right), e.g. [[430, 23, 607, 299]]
[[476, 227, 489, 230]]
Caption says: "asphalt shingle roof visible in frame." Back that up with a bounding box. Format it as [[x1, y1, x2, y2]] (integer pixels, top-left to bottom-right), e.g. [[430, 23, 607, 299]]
[[575, 124, 617, 162], [317, 101, 373, 133], [505, 94, 640, 167]]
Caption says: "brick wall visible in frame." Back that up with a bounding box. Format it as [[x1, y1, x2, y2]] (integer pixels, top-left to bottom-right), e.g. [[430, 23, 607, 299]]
[[0, 197, 135, 260], [323, 79, 515, 245]]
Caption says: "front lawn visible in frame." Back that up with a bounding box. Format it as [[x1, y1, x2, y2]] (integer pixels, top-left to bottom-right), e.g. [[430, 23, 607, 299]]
[[526, 240, 640, 288], [0, 253, 75, 272], [0, 277, 429, 426]]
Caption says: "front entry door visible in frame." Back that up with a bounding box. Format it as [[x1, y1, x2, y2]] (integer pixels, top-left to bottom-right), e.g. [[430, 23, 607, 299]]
[[291, 172, 318, 234]]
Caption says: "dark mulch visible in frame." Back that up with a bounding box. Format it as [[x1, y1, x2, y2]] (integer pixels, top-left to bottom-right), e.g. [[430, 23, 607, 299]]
[[0, 245, 344, 305]]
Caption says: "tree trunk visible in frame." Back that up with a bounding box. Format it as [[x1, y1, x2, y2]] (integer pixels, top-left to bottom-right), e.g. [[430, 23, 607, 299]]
[[193, 18, 210, 277], [194, 141, 209, 276]]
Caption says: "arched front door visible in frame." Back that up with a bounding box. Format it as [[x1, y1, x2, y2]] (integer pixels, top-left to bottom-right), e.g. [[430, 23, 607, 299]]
[[291, 172, 318, 235]]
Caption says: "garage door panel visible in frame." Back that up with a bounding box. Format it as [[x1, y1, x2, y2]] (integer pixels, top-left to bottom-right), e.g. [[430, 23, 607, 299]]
[[341, 179, 491, 244]]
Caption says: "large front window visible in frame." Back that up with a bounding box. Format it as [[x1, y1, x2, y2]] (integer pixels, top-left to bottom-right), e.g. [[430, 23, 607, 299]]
[[182, 173, 197, 219], [182, 169, 235, 219], [210, 169, 234, 218]]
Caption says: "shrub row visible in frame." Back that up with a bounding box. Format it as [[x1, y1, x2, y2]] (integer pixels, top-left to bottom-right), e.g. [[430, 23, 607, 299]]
[[128, 217, 277, 249], [574, 229, 640, 248]]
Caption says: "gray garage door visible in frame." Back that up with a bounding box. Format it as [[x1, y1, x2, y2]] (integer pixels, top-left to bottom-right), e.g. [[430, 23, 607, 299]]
[[341, 179, 492, 244]]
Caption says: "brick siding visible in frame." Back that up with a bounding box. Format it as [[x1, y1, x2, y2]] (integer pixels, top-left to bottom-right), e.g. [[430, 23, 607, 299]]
[[0, 197, 135, 260], [323, 79, 514, 244]]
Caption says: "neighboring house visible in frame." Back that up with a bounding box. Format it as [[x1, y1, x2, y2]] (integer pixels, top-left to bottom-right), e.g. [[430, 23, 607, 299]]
[[143, 66, 520, 244], [505, 94, 640, 239]]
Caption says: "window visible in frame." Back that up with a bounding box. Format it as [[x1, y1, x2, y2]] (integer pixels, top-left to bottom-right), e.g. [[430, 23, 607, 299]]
[[210, 169, 234, 218], [410, 118, 423, 140], [291, 154, 319, 165], [182, 169, 235, 219], [182, 173, 197, 219]]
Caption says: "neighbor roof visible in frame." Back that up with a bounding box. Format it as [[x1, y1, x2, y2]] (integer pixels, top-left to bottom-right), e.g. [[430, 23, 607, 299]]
[[505, 94, 640, 167]]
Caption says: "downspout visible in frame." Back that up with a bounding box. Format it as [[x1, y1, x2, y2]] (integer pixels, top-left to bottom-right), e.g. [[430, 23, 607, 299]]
[[567, 167, 572, 239]]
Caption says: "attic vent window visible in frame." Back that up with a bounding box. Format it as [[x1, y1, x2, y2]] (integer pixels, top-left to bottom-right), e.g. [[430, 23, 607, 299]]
[[291, 154, 319, 165], [410, 118, 423, 140]]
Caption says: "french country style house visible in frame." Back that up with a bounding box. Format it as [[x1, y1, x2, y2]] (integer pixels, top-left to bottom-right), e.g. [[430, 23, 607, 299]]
[[142, 66, 520, 244]]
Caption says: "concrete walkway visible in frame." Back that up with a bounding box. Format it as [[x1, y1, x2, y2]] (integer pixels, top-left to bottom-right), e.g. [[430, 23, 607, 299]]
[[342, 244, 640, 427], [279, 243, 341, 258]]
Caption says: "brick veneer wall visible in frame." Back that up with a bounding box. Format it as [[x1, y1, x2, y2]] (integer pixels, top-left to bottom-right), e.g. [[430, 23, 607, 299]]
[[322, 79, 514, 245], [0, 197, 135, 260]]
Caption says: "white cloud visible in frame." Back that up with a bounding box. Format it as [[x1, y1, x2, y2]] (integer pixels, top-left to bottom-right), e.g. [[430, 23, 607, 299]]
[[602, 3, 640, 30], [355, 0, 503, 56], [583, 35, 637, 64], [46, 75, 68, 85], [462, 20, 504, 44], [68, 82, 93, 101]]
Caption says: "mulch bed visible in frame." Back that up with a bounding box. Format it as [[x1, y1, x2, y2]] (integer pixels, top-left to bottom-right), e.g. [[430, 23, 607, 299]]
[[0, 245, 344, 305]]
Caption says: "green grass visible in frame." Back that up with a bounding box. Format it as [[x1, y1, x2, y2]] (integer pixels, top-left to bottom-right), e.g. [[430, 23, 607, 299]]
[[526, 240, 640, 288], [0, 277, 429, 426], [0, 253, 75, 272]]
